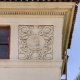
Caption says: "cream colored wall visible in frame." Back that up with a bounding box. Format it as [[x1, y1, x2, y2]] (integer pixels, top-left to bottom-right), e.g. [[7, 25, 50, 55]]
[[0, 67, 61, 80], [0, 17, 63, 60], [0, 17, 63, 80]]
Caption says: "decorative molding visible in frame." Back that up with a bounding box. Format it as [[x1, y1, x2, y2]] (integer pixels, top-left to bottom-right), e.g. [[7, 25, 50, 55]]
[[18, 25, 54, 60], [0, 11, 66, 15]]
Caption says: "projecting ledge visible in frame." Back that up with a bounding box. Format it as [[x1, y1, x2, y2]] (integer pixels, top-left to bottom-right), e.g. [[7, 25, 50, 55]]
[[0, 59, 62, 68]]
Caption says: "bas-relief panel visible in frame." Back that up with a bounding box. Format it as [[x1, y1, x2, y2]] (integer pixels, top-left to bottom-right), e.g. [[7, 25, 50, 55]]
[[18, 25, 54, 60]]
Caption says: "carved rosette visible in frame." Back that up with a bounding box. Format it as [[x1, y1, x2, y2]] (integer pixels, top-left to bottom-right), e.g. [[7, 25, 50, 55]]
[[18, 25, 54, 60]]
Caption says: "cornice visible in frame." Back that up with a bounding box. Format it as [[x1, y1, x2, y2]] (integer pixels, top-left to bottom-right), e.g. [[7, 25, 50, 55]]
[[0, 2, 73, 17], [0, 8, 69, 16], [0, 2, 76, 6], [0, 10, 66, 15], [62, 3, 76, 55], [0, 2, 76, 9]]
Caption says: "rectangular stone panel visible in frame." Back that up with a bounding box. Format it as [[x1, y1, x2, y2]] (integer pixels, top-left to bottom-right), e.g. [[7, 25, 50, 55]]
[[18, 25, 54, 60]]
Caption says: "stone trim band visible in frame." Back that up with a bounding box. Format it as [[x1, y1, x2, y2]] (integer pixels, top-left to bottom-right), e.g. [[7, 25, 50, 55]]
[[0, 11, 66, 15]]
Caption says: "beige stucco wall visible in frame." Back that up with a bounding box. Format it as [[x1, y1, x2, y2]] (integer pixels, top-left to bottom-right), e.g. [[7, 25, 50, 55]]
[[0, 67, 61, 80], [0, 17, 63, 60], [0, 17, 63, 80]]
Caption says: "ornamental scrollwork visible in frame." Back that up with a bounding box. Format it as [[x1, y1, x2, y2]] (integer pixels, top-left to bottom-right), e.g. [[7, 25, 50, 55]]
[[18, 25, 54, 60]]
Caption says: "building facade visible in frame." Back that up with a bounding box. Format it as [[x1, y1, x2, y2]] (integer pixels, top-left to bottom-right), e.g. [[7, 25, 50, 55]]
[[0, 2, 78, 80]]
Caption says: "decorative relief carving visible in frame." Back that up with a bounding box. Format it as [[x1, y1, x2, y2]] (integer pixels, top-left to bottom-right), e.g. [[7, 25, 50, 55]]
[[18, 25, 54, 60]]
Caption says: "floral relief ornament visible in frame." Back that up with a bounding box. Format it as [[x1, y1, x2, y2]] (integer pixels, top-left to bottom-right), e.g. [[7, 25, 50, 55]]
[[18, 25, 54, 60]]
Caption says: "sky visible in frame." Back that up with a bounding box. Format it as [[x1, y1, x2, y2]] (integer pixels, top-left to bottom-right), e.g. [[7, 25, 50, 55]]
[[67, 3, 80, 80]]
